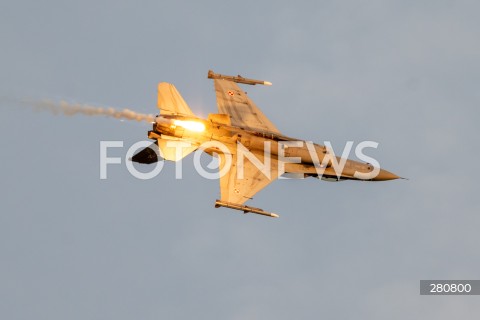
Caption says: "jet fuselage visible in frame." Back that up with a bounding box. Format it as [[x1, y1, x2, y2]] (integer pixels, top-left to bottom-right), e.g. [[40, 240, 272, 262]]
[[151, 114, 399, 181]]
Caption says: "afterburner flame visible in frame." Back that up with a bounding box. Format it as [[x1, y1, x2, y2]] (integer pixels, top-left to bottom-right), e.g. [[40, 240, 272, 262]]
[[173, 120, 205, 132]]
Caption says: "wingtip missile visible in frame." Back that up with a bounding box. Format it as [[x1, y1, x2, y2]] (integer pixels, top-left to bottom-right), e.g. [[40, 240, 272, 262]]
[[208, 70, 272, 86], [215, 200, 279, 218]]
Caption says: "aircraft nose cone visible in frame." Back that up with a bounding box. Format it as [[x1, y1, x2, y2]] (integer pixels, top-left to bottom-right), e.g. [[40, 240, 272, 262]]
[[374, 169, 400, 181]]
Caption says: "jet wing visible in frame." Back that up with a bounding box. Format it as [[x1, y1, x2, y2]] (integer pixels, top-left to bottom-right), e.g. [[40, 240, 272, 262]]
[[218, 150, 279, 205], [213, 79, 281, 134]]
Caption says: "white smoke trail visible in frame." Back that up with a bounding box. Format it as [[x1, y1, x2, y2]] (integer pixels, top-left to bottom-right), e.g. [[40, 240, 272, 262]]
[[25, 99, 156, 123]]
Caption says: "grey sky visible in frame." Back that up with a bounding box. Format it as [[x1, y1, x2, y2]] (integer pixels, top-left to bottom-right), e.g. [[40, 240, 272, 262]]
[[1, 0, 479, 319]]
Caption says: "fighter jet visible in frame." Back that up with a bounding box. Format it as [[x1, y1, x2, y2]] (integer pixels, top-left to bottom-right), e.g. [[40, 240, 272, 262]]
[[132, 70, 400, 218]]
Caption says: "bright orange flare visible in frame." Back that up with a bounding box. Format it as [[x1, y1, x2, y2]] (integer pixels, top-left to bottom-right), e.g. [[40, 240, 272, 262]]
[[173, 120, 205, 132]]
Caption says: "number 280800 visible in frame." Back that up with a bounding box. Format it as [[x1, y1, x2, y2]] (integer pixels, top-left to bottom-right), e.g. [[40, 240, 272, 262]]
[[430, 283, 471, 293]]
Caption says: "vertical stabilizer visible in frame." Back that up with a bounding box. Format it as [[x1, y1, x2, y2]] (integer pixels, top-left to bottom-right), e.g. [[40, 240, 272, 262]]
[[157, 82, 195, 116]]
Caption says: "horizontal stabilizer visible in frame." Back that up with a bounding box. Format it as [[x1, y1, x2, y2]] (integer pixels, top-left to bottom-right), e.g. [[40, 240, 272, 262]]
[[157, 135, 198, 162]]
